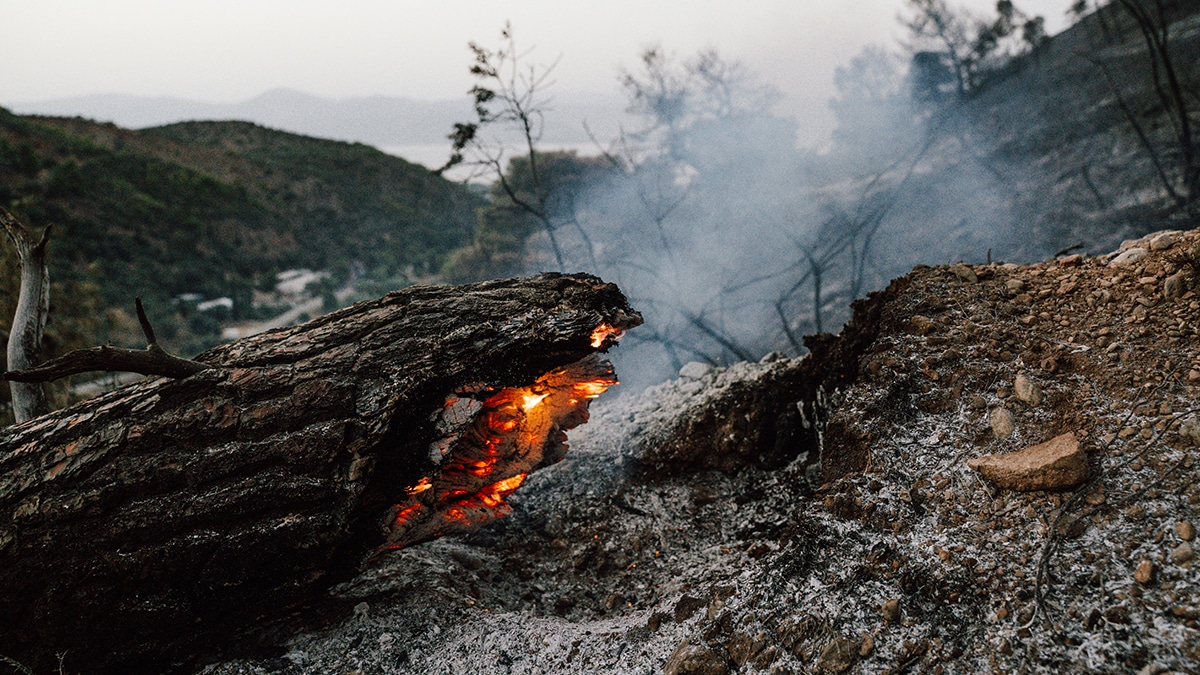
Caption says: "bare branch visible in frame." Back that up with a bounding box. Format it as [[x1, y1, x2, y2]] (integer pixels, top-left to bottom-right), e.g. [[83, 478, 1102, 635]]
[[4, 299, 211, 384]]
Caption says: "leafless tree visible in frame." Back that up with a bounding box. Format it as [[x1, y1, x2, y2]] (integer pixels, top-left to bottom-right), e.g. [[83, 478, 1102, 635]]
[[1111, 0, 1199, 212], [438, 23, 574, 270], [1, 208, 50, 422], [903, 0, 1046, 99]]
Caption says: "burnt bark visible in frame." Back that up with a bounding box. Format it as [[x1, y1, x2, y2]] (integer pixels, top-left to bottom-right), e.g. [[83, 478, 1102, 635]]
[[0, 273, 640, 674]]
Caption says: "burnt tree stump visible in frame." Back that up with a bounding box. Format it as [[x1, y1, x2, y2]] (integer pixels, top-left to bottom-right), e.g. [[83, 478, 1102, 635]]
[[0, 273, 640, 674]]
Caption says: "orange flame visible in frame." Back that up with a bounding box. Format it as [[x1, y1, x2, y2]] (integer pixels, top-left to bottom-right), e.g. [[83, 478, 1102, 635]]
[[405, 477, 432, 495], [590, 324, 623, 348], [476, 473, 528, 508], [573, 378, 617, 399], [522, 392, 548, 411]]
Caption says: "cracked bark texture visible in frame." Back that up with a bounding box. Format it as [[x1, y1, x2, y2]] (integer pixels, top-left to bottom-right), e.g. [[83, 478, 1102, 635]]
[[0, 273, 640, 674]]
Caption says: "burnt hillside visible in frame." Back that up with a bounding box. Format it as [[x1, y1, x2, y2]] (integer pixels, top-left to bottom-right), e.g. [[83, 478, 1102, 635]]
[[201, 228, 1200, 674]]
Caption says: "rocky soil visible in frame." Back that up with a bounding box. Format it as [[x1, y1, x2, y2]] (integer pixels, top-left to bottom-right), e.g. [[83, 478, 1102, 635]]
[[204, 229, 1200, 674]]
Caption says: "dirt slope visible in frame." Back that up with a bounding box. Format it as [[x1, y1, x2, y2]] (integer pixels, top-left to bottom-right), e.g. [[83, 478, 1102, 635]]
[[204, 231, 1200, 674]]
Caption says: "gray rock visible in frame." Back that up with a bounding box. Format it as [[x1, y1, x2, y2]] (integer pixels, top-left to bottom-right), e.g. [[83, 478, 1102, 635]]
[[1149, 231, 1179, 251], [1109, 248, 1149, 266]]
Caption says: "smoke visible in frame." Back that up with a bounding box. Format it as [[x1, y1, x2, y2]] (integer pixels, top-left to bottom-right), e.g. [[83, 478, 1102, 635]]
[[500, 43, 1049, 393]]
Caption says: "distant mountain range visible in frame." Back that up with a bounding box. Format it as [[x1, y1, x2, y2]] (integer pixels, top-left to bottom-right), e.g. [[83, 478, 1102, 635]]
[[5, 88, 627, 151]]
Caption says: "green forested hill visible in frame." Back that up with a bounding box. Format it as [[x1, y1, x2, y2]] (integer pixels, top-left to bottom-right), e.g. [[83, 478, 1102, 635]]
[[0, 110, 481, 316]]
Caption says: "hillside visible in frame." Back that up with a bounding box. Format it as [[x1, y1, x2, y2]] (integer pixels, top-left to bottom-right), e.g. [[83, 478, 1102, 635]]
[[879, 1, 1200, 262], [203, 228, 1200, 675], [0, 110, 482, 329]]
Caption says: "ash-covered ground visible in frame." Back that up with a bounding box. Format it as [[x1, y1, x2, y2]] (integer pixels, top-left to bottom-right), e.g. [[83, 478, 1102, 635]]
[[205, 230, 1200, 675]]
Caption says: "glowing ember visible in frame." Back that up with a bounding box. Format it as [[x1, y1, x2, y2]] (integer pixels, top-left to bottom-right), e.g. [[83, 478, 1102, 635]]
[[590, 323, 623, 348], [522, 392, 548, 411], [477, 473, 527, 507], [404, 477, 432, 495], [376, 355, 619, 556], [574, 378, 617, 399]]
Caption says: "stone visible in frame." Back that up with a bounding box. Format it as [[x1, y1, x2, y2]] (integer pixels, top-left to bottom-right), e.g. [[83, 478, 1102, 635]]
[[910, 315, 934, 335], [1109, 248, 1149, 267], [1179, 416, 1200, 446], [1149, 231, 1178, 251], [1013, 373, 1043, 406], [967, 432, 1087, 491], [815, 636, 859, 674], [674, 595, 707, 623], [664, 642, 729, 675], [1171, 541, 1194, 565], [725, 631, 766, 667], [881, 598, 900, 623], [990, 407, 1016, 439], [679, 362, 713, 380], [1178, 521, 1196, 541], [1164, 272, 1188, 299], [952, 264, 978, 283], [859, 634, 874, 657], [1134, 558, 1156, 585], [1057, 254, 1083, 267]]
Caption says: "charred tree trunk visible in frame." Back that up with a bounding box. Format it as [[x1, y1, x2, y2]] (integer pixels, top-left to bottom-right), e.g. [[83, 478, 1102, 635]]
[[0, 274, 640, 674]]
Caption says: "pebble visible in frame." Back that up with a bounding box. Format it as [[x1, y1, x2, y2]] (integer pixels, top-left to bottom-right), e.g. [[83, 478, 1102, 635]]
[[990, 407, 1016, 439], [1013, 373, 1043, 406], [1135, 559, 1156, 585], [952, 263, 978, 283], [1178, 416, 1200, 445], [816, 636, 859, 674], [967, 432, 1087, 491], [1164, 272, 1188, 299], [910, 315, 934, 335], [1171, 541, 1194, 565], [679, 362, 713, 380], [1178, 521, 1196, 541], [881, 598, 900, 623], [664, 642, 728, 675]]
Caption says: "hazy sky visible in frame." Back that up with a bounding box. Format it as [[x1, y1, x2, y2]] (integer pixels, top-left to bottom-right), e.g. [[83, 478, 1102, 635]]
[[3, 1, 1072, 145]]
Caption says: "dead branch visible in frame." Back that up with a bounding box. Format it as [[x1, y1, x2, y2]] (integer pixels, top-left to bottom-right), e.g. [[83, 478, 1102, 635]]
[[4, 298, 210, 383]]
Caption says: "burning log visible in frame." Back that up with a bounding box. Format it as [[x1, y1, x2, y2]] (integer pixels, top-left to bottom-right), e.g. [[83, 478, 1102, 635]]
[[0, 273, 640, 674]]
